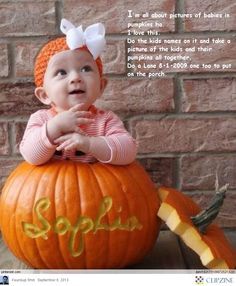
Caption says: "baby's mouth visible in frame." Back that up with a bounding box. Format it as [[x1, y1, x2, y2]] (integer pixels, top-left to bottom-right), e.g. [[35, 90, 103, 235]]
[[69, 89, 85, 95]]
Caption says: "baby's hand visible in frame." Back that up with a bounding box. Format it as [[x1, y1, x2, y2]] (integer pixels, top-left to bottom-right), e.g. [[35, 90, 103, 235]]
[[47, 104, 94, 142], [55, 104, 94, 133], [54, 132, 90, 153]]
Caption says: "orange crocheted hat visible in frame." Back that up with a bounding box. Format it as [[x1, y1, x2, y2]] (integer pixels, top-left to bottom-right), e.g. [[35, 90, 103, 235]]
[[34, 37, 103, 87]]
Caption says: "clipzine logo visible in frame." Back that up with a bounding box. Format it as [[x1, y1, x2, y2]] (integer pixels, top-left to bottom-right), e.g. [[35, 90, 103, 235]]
[[194, 275, 234, 285], [195, 276, 204, 285], [205, 277, 233, 284]]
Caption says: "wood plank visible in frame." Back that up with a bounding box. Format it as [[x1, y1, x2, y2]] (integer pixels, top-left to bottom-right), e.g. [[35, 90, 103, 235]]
[[129, 231, 186, 269], [225, 230, 236, 249]]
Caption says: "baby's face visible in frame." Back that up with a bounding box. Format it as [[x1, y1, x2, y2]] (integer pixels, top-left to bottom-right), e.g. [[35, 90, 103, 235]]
[[42, 49, 104, 112]]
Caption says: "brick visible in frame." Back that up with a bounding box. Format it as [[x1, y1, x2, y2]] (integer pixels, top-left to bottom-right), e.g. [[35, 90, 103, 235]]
[[182, 78, 236, 112], [0, 2, 56, 36], [13, 122, 27, 155], [63, 0, 175, 33], [102, 40, 126, 74], [188, 192, 236, 228], [96, 78, 174, 114], [0, 44, 8, 77], [129, 36, 236, 74], [15, 40, 47, 78], [0, 159, 21, 178], [131, 117, 236, 154], [0, 123, 10, 155], [0, 83, 44, 116], [184, 0, 236, 31], [138, 157, 175, 186], [0, 159, 23, 191], [180, 155, 236, 190]]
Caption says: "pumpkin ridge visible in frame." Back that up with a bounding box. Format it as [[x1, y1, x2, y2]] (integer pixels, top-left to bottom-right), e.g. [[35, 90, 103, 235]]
[[33, 163, 58, 268], [85, 163, 106, 268], [0, 162, 32, 214], [80, 163, 92, 269], [33, 162, 63, 268], [8, 164, 37, 267], [74, 162, 87, 269], [14, 164, 52, 268], [62, 161, 79, 268], [101, 163, 133, 268], [31, 165, 50, 268], [88, 163, 111, 268], [125, 163, 159, 264], [53, 161, 70, 268], [13, 164, 47, 266], [0, 162, 25, 207], [0, 162, 23, 233], [55, 161, 85, 268]]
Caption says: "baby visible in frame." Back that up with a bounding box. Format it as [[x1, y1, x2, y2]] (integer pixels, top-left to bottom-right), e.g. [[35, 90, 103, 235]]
[[20, 19, 136, 165]]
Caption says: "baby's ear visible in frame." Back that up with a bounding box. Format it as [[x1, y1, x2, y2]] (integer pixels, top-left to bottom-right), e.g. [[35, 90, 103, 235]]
[[35, 87, 51, 105], [100, 77, 108, 94]]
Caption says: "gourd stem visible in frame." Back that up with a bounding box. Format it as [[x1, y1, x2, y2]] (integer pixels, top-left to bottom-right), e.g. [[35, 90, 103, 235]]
[[191, 183, 228, 234]]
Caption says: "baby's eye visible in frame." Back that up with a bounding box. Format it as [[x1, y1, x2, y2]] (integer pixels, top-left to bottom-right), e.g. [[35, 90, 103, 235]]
[[55, 69, 67, 76], [81, 65, 92, 72]]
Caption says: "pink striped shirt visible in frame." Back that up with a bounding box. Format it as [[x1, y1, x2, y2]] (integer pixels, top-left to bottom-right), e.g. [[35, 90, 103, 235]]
[[20, 105, 137, 165]]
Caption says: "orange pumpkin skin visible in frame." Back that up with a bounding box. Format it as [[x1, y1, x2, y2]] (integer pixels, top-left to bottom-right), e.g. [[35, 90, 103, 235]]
[[0, 160, 161, 269]]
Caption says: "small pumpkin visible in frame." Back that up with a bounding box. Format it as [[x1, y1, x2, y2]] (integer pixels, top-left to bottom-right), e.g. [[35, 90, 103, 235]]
[[157, 186, 236, 269], [0, 160, 161, 269]]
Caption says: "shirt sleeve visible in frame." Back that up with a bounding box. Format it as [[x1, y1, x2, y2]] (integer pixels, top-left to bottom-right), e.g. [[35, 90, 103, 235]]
[[19, 110, 57, 165], [99, 111, 137, 165]]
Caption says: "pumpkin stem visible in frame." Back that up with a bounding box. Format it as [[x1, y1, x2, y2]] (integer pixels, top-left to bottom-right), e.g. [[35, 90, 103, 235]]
[[191, 174, 228, 234]]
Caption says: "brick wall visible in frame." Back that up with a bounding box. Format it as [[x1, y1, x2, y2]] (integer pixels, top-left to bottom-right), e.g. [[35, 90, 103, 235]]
[[0, 0, 235, 227]]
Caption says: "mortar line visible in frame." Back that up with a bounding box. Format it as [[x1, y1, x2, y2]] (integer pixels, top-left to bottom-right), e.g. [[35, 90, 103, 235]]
[[175, 0, 185, 33], [173, 74, 183, 113]]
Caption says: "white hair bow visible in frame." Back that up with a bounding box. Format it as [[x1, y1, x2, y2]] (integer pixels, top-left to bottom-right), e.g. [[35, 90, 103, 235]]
[[60, 18, 106, 59]]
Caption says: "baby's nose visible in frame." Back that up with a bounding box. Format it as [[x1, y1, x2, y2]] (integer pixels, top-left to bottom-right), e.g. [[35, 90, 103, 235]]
[[70, 71, 81, 84]]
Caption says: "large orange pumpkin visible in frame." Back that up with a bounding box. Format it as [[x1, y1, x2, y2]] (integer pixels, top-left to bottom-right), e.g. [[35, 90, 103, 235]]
[[0, 160, 161, 269]]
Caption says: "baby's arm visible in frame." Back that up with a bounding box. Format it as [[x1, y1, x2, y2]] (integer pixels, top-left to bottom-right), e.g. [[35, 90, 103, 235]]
[[98, 111, 137, 165], [89, 133, 137, 165], [20, 110, 58, 165]]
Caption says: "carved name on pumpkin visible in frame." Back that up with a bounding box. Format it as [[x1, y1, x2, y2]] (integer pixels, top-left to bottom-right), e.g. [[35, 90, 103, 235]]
[[22, 196, 143, 257]]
